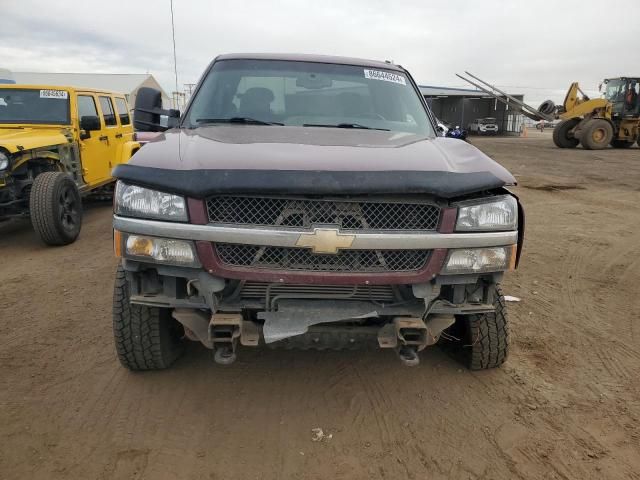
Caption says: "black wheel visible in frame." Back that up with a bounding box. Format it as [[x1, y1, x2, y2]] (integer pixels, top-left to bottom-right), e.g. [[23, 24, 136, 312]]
[[112, 265, 184, 371], [610, 139, 634, 148], [552, 118, 580, 148], [440, 284, 509, 370], [29, 172, 82, 246], [581, 119, 614, 150]]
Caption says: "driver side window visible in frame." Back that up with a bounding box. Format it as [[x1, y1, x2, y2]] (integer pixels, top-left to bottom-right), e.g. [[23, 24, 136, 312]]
[[78, 95, 98, 121]]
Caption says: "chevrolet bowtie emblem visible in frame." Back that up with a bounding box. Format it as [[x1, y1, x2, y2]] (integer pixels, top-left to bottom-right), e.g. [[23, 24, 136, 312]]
[[295, 228, 355, 254]]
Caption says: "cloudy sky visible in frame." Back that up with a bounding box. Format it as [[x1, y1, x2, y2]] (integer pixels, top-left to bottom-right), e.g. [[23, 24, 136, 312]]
[[2, 0, 638, 105]]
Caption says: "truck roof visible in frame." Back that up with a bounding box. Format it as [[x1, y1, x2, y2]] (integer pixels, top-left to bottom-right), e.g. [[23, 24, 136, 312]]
[[214, 53, 404, 72]]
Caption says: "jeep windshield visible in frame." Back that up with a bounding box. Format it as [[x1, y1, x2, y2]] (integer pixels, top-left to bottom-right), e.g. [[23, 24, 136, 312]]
[[184, 59, 434, 135], [0, 88, 70, 125]]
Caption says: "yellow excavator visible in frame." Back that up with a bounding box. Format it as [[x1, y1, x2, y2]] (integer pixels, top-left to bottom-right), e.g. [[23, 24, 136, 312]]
[[456, 72, 640, 150]]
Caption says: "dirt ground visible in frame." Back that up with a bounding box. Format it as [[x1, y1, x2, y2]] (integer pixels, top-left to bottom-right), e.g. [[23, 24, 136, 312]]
[[1, 131, 639, 480]]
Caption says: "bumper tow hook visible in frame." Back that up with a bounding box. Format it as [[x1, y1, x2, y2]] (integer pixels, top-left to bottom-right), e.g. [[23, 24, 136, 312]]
[[397, 346, 420, 367], [213, 345, 237, 365]]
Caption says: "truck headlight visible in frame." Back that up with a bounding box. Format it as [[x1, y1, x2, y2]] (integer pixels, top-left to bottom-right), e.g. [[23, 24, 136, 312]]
[[115, 181, 187, 221], [456, 195, 517, 231], [442, 246, 515, 275], [0, 152, 9, 171], [122, 233, 200, 267]]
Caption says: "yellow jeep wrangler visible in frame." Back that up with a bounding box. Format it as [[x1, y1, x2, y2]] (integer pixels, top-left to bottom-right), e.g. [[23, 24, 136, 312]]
[[0, 85, 139, 245]]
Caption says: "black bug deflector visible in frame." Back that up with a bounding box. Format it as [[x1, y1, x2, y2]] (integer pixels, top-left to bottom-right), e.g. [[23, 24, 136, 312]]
[[113, 165, 509, 199]]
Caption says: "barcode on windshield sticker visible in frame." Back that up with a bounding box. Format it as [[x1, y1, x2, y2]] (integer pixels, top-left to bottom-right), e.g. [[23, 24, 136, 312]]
[[40, 89, 68, 99], [364, 69, 406, 85]]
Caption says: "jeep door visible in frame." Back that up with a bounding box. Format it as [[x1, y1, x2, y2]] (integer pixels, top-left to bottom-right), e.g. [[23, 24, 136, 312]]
[[111, 96, 134, 168], [77, 93, 112, 185], [95, 95, 121, 179]]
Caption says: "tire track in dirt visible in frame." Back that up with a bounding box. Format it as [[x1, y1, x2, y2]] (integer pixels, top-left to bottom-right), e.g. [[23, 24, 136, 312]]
[[562, 239, 640, 384]]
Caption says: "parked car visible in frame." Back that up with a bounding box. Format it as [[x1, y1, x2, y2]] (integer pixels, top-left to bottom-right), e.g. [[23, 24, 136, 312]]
[[469, 117, 499, 135], [435, 118, 449, 135], [0, 85, 138, 244], [445, 124, 468, 140], [535, 120, 558, 130], [111, 53, 523, 371]]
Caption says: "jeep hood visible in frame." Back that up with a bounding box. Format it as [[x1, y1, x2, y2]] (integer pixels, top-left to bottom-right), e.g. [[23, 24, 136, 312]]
[[114, 126, 516, 199], [0, 127, 71, 153]]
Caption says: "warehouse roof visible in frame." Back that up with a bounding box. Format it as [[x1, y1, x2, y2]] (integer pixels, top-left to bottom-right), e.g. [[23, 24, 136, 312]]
[[11, 72, 169, 99], [419, 85, 491, 97]]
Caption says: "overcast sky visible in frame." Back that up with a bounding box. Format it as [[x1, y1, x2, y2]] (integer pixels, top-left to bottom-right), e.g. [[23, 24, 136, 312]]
[[2, 0, 638, 105]]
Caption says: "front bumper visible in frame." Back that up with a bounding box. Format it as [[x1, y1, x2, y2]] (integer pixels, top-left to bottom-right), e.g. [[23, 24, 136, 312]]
[[115, 213, 518, 354], [114, 215, 517, 285]]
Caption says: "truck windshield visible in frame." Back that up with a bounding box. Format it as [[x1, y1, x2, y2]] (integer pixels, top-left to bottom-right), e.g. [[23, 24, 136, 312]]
[[0, 88, 70, 125], [184, 59, 434, 135]]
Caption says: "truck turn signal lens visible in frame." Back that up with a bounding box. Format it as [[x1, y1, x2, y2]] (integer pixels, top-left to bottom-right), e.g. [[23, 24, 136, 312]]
[[113, 229, 122, 257]]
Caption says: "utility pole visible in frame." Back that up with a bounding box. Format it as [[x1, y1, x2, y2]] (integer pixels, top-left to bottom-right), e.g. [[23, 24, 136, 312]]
[[184, 83, 196, 103], [172, 91, 186, 110]]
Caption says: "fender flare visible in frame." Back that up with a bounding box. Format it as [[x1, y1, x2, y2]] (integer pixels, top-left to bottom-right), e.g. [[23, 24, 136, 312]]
[[119, 140, 141, 164]]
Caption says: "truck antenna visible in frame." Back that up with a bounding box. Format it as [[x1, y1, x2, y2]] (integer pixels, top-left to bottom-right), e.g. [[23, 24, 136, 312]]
[[170, 0, 179, 107]]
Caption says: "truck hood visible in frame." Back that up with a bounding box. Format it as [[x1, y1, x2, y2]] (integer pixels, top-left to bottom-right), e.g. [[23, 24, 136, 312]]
[[114, 126, 516, 199], [0, 126, 71, 153]]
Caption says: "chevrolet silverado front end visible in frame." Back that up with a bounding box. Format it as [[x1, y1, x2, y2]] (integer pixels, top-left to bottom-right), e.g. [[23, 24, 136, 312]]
[[111, 54, 523, 370]]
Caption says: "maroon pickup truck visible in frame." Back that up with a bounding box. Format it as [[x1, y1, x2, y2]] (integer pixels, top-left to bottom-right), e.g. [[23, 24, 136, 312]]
[[112, 53, 523, 370]]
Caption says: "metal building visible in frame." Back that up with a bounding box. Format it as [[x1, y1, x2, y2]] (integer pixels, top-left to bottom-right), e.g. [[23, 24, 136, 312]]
[[11, 72, 171, 109], [420, 85, 525, 135]]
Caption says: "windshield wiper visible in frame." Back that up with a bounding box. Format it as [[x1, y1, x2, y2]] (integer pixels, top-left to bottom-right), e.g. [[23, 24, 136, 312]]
[[303, 123, 389, 131], [196, 117, 283, 126]]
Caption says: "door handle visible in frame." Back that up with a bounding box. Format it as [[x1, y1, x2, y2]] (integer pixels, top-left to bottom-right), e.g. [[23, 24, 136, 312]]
[[115, 133, 123, 139], [99, 135, 108, 142]]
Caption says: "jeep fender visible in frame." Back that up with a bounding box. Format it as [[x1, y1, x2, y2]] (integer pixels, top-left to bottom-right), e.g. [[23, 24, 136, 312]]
[[118, 140, 141, 165]]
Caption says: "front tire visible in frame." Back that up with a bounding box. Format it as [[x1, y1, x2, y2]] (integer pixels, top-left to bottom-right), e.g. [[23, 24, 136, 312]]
[[112, 265, 184, 371], [441, 285, 510, 370], [29, 172, 82, 245], [580, 119, 614, 150], [552, 118, 580, 148]]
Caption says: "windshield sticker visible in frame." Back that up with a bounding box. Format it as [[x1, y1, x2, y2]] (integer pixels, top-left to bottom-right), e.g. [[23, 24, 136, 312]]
[[40, 89, 68, 99], [364, 69, 406, 85]]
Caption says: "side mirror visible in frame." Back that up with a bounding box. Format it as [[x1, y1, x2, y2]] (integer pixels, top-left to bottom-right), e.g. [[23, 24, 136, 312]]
[[134, 87, 180, 132], [80, 115, 100, 139], [167, 110, 180, 128]]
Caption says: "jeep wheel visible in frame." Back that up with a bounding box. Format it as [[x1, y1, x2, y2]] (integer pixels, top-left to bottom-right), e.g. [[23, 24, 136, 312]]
[[30, 172, 82, 246], [552, 118, 580, 148], [441, 284, 509, 370], [581, 119, 614, 150], [610, 139, 634, 149], [112, 265, 184, 371]]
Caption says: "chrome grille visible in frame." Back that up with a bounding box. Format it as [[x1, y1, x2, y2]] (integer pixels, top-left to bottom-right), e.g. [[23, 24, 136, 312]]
[[206, 196, 440, 231], [238, 282, 396, 302], [215, 243, 430, 273]]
